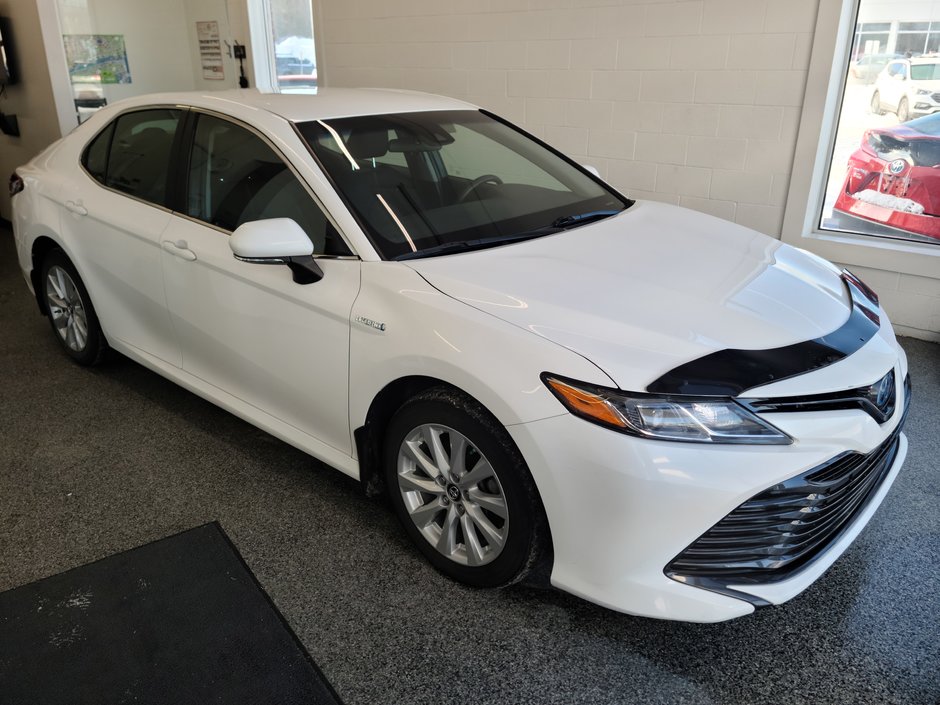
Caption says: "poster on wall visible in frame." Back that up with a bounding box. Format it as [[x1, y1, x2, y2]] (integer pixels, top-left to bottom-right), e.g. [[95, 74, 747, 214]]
[[196, 21, 224, 80], [63, 34, 131, 85]]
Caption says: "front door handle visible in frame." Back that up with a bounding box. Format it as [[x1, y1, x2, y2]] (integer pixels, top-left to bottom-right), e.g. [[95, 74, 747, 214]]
[[161, 239, 197, 261], [65, 200, 87, 216]]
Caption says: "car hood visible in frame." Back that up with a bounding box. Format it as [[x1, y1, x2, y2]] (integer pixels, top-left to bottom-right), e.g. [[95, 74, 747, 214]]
[[405, 201, 851, 392]]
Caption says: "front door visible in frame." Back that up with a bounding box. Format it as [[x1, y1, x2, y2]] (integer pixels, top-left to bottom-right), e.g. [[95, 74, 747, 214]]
[[160, 112, 360, 455]]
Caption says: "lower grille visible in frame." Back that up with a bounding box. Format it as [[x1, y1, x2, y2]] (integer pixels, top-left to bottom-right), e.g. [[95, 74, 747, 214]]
[[666, 400, 908, 589]]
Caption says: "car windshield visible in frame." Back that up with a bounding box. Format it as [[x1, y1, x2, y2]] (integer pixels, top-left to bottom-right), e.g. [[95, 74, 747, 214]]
[[296, 110, 629, 260], [911, 62, 940, 80]]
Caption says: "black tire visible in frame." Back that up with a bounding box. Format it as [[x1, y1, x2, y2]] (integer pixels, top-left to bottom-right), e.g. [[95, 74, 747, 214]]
[[40, 249, 108, 366], [898, 97, 910, 122], [384, 387, 549, 588], [870, 91, 884, 115]]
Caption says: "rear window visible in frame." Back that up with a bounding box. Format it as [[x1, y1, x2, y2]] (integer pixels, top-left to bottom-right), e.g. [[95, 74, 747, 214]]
[[908, 113, 940, 137]]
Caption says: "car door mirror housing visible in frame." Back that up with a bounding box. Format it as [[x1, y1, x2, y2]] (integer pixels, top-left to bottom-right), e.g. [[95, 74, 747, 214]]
[[230, 218, 323, 284], [581, 164, 601, 178], [230, 218, 314, 259]]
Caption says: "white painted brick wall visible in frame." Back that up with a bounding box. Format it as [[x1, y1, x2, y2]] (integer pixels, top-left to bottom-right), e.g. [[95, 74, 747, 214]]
[[317, 0, 940, 338]]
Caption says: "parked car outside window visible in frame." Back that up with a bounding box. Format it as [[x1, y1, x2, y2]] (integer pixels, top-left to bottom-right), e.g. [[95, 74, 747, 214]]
[[872, 56, 940, 122]]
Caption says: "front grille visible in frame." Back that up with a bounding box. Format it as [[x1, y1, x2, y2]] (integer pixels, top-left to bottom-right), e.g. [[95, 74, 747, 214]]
[[933, 92, 940, 102], [744, 369, 898, 424], [666, 395, 909, 588]]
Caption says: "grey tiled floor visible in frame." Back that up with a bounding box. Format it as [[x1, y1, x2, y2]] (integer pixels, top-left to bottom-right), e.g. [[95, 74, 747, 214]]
[[1, 229, 938, 704]]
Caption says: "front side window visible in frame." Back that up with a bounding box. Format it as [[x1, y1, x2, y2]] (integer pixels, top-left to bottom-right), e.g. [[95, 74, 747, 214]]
[[186, 113, 349, 255], [296, 110, 629, 260], [104, 109, 182, 207]]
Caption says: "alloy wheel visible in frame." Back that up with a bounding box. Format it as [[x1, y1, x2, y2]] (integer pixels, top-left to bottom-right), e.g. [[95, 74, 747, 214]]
[[396, 423, 509, 567], [45, 265, 88, 352]]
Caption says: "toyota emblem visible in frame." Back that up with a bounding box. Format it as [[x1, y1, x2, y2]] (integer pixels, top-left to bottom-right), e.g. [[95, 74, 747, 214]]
[[887, 159, 908, 175]]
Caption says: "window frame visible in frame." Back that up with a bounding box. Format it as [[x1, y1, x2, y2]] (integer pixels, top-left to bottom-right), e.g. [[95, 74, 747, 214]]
[[781, 0, 940, 279], [79, 104, 357, 259]]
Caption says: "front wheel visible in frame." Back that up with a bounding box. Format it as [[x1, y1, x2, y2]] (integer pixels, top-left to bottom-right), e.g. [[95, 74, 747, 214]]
[[898, 97, 910, 122], [40, 249, 108, 365], [870, 91, 884, 115], [384, 388, 549, 588]]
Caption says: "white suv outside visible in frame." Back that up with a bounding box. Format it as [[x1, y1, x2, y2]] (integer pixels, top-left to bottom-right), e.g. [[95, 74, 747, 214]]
[[871, 56, 940, 122]]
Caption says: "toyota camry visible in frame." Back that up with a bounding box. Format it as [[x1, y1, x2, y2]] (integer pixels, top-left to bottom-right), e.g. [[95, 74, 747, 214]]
[[10, 89, 910, 622]]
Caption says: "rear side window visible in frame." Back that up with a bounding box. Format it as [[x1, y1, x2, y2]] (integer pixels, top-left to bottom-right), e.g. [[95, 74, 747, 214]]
[[104, 109, 183, 207], [82, 122, 114, 183], [185, 113, 350, 255]]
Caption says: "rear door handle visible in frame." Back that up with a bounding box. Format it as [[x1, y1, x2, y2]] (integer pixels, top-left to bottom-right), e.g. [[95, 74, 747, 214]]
[[65, 200, 87, 216], [161, 239, 197, 261]]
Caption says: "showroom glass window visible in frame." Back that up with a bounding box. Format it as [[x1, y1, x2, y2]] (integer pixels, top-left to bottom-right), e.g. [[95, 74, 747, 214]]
[[186, 113, 348, 255], [819, 0, 940, 246], [268, 0, 317, 92], [82, 108, 183, 207]]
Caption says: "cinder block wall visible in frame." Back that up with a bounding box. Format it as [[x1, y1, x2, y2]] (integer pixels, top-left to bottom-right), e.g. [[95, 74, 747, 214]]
[[318, 0, 819, 237]]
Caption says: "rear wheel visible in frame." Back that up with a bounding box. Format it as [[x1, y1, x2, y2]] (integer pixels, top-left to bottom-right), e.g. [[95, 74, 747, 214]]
[[384, 387, 549, 588], [40, 250, 108, 365], [898, 97, 910, 122], [870, 91, 884, 115]]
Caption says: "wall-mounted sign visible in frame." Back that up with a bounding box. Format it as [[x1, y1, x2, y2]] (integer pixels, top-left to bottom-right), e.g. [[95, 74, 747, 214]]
[[196, 21, 224, 80]]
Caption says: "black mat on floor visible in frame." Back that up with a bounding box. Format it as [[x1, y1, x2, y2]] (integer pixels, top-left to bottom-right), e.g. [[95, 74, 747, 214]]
[[0, 523, 342, 705]]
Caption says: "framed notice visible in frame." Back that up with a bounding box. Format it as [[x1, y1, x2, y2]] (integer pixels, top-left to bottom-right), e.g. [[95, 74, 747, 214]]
[[196, 21, 224, 80]]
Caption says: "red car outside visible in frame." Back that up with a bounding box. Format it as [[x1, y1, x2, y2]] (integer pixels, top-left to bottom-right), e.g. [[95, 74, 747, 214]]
[[833, 112, 940, 241]]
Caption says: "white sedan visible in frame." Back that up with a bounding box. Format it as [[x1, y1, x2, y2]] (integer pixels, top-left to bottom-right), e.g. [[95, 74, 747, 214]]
[[11, 89, 910, 622]]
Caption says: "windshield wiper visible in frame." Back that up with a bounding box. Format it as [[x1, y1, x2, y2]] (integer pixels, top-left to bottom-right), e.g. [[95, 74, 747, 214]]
[[551, 209, 622, 229], [394, 231, 556, 261], [395, 209, 623, 261]]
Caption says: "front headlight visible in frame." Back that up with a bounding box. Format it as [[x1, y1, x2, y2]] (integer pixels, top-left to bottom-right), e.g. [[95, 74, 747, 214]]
[[543, 375, 791, 445], [916, 88, 931, 95]]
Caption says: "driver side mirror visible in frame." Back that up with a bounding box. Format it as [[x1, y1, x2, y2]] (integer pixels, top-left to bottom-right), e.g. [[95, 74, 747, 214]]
[[230, 218, 323, 284]]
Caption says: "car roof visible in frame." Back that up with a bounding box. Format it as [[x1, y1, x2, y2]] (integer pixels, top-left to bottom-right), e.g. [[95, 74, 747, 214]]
[[104, 88, 479, 123]]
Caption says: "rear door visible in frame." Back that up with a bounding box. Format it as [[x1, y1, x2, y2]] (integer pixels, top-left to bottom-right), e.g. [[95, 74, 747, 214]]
[[159, 111, 361, 455], [58, 107, 185, 366]]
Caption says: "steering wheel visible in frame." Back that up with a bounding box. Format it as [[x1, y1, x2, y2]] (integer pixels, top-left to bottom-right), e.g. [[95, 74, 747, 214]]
[[456, 174, 503, 203]]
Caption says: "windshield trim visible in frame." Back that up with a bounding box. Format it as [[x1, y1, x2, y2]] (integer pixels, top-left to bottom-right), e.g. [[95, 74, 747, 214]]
[[294, 109, 634, 261]]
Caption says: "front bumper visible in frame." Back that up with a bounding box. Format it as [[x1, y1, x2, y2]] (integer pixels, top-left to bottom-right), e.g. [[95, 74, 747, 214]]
[[910, 103, 940, 119], [509, 331, 909, 622]]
